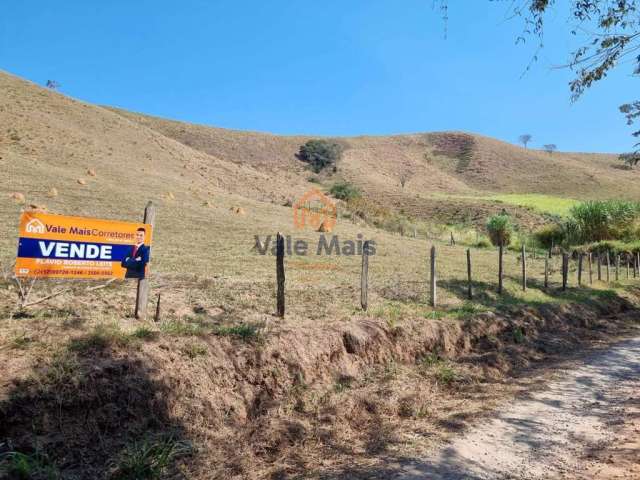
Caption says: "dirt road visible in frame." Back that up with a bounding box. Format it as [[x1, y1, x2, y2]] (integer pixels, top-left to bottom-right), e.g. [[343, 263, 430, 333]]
[[395, 337, 640, 479]]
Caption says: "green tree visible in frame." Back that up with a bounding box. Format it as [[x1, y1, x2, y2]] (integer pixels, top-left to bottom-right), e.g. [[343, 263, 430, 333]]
[[298, 139, 343, 173]]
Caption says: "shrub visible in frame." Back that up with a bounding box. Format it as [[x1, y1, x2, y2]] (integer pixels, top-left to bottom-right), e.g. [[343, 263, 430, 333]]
[[298, 139, 343, 173], [474, 237, 492, 248], [329, 182, 361, 201], [534, 223, 566, 249], [486, 214, 513, 247]]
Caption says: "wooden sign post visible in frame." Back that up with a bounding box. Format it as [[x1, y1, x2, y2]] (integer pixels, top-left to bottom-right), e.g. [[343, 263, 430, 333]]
[[135, 201, 156, 320], [276, 232, 285, 317]]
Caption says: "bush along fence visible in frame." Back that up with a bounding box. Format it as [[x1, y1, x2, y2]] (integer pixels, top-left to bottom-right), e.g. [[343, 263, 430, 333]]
[[270, 236, 640, 315]]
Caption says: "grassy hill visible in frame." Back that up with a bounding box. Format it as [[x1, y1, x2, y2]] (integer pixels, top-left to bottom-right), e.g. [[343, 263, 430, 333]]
[[2, 69, 640, 479], [110, 106, 634, 200], [107, 103, 637, 229]]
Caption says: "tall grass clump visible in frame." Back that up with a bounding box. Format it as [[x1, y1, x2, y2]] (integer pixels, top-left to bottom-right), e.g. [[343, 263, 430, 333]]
[[570, 200, 640, 242], [486, 214, 513, 247]]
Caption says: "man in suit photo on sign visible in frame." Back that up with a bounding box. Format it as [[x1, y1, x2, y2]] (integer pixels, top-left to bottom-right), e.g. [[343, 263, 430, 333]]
[[122, 227, 150, 279]]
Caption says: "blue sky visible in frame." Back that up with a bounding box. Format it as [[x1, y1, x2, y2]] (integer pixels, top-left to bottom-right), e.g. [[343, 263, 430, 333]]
[[1, 0, 637, 153]]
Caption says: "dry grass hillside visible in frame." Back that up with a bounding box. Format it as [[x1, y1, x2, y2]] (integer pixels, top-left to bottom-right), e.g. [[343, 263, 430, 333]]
[[3, 69, 640, 479], [110, 107, 637, 207]]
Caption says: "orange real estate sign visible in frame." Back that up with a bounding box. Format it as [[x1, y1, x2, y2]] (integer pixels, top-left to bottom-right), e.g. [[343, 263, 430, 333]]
[[15, 212, 152, 279]]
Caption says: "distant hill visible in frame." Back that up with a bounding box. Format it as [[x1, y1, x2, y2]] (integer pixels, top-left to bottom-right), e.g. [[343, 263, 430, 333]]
[[110, 106, 630, 202], [1, 68, 637, 256]]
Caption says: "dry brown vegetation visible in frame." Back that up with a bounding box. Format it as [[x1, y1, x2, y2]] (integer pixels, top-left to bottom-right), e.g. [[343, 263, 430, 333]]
[[2, 69, 640, 479]]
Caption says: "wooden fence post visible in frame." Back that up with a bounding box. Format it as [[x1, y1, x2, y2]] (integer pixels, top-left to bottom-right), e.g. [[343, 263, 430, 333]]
[[135, 201, 156, 320], [521, 244, 527, 291], [466, 248, 473, 300], [615, 254, 620, 282], [498, 244, 504, 294], [361, 240, 369, 311], [276, 232, 285, 317], [544, 257, 549, 289], [450, 232, 455, 246], [606, 252, 610, 283], [578, 254, 583, 286], [588, 253, 593, 284], [562, 253, 569, 291], [430, 245, 437, 307], [627, 255, 630, 279], [597, 254, 602, 281], [154, 293, 161, 322], [635, 253, 638, 278]]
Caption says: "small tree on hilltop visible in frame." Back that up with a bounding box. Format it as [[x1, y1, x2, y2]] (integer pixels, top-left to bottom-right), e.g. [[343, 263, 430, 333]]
[[486, 214, 513, 247], [518, 134, 532, 149], [45, 80, 61, 90], [620, 152, 640, 169], [543, 144, 557, 155], [298, 139, 343, 173]]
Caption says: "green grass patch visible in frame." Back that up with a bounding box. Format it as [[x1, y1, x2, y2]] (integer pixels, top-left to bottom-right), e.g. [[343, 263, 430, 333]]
[[334, 375, 354, 393], [417, 353, 460, 385], [180, 342, 208, 359], [213, 323, 261, 341], [130, 326, 159, 341], [159, 319, 208, 337], [422, 303, 488, 321], [427, 192, 578, 216], [69, 323, 132, 353], [487, 194, 579, 216], [9, 333, 33, 350], [110, 436, 193, 480], [0, 450, 60, 480]]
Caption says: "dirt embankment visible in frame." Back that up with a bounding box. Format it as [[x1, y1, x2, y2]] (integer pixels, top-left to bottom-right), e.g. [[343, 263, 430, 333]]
[[1, 292, 639, 479]]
